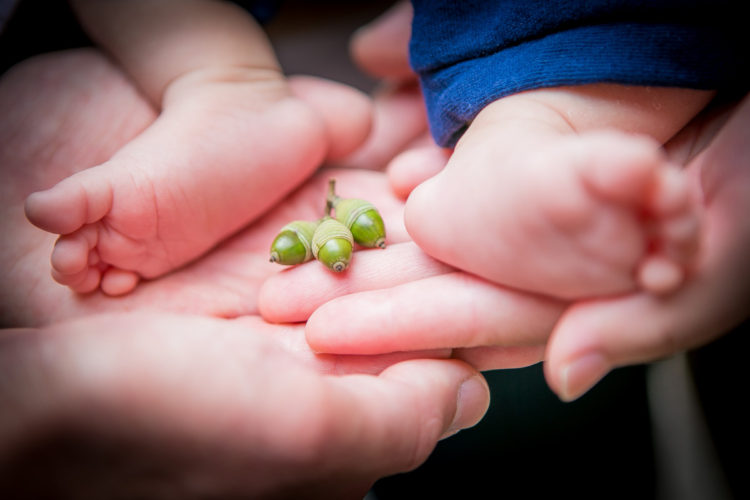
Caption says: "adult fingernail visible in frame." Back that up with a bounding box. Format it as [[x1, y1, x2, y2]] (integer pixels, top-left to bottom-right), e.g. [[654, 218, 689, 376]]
[[441, 375, 489, 439], [558, 352, 609, 402]]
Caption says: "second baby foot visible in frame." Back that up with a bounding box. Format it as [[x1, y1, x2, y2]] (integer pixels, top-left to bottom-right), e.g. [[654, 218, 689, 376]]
[[406, 129, 702, 300]]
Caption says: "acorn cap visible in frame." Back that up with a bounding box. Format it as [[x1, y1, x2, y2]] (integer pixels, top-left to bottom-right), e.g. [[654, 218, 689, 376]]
[[312, 218, 354, 272], [333, 198, 386, 249], [269, 220, 318, 265]]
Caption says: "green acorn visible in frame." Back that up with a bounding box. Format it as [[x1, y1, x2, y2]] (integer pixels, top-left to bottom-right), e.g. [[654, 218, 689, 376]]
[[327, 179, 386, 249], [269, 220, 319, 265], [312, 217, 353, 273]]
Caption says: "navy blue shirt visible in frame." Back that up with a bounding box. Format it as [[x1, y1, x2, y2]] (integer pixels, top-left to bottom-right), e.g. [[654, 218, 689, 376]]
[[410, 0, 749, 146]]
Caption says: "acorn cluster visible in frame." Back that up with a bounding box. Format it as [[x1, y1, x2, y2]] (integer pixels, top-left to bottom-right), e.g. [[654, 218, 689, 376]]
[[269, 179, 386, 273]]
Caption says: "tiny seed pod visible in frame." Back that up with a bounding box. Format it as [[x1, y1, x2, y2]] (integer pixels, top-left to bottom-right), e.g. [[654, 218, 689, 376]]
[[269, 220, 319, 265], [312, 217, 353, 273], [333, 197, 386, 249]]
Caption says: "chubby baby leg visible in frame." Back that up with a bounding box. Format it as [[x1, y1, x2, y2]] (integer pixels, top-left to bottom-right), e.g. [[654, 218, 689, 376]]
[[406, 94, 703, 300]]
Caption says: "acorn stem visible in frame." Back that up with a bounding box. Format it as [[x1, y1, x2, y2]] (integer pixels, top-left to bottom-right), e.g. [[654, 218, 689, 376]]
[[326, 178, 340, 216]]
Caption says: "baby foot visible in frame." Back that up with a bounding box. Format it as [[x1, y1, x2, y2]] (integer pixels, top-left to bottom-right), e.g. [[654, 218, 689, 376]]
[[406, 130, 701, 300], [25, 80, 328, 296]]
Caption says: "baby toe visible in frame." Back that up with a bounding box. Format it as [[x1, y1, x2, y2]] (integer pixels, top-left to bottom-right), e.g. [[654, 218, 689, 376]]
[[52, 265, 102, 294], [51, 234, 92, 275], [637, 255, 684, 295], [576, 132, 664, 207], [649, 165, 693, 216], [100, 268, 140, 296], [659, 212, 702, 262]]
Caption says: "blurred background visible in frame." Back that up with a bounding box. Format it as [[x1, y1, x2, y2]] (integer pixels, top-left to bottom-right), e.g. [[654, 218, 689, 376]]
[[2, 1, 745, 499]]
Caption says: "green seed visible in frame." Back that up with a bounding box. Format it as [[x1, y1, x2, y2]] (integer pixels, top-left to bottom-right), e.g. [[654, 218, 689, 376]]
[[333, 197, 386, 249], [269, 220, 319, 265], [312, 218, 353, 272]]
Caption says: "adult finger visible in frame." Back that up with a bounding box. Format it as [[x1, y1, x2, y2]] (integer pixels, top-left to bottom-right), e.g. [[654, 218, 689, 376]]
[[318, 358, 490, 479], [453, 345, 546, 371], [332, 82, 428, 170], [305, 271, 565, 355], [349, 1, 414, 81], [545, 93, 750, 402], [259, 242, 451, 323], [387, 142, 451, 199], [0, 313, 487, 499], [288, 75, 373, 161], [260, 241, 564, 357]]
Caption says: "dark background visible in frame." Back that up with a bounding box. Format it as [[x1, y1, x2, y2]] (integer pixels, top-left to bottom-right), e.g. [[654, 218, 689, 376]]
[[2, 2, 746, 499]]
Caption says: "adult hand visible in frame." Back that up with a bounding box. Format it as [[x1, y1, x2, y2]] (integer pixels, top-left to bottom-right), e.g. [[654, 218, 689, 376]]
[[0, 311, 489, 499], [0, 49, 404, 327], [274, 1, 750, 402], [0, 49, 490, 498], [338, 0, 452, 199], [260, 2, 565, 369], [259, 242, 564, 369], [543, 94, 750, 401], [259, 94, 750, 401]]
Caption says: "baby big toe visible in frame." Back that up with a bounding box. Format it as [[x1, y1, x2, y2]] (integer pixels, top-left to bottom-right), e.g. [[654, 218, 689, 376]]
[[25, 168, 113, 234], [25, 180, 87, 234]]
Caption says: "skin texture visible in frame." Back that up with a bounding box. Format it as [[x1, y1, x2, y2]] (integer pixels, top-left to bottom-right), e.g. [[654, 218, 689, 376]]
[[0, 49, 490, 498], [406, 87, 710, 299], [349, 0, 415, 82], [355, 2, 708, 300], [347, 1, 449, 194], [544, 95, 750, 400], [331, 80, 431, 172], [0, 312, 488, 499], [23, 0, 372, 297], [258, 1, 750, 402], [261, 94, 750, 399], [0, 50, 379, 328], [2, 10, 745, 499]]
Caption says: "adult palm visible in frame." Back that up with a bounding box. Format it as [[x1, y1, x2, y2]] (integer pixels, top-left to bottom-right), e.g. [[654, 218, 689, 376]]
[[0, 49, 406, 327], [0, 49, 489, 499]]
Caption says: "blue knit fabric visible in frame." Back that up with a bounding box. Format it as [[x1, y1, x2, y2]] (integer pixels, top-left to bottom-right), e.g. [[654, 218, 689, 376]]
[[410, 0, 749, 146]]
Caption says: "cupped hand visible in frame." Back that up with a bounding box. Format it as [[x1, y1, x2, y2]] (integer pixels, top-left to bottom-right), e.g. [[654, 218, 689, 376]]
[[0, 311, 489, 499], [340, 0, 452, 197], [311, 5, 750, 401], [0, 48, 491, 498], [260, 241, 565, 370], [260, 93, 750, 401], [260, 3, 565, 369], [0, 49, 396, 327], [543, 94, 750, 401]]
